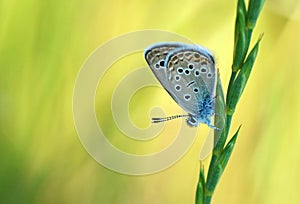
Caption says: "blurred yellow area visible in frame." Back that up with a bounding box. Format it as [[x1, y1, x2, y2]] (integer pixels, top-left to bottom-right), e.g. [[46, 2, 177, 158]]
[[1, 0, 300, 203]]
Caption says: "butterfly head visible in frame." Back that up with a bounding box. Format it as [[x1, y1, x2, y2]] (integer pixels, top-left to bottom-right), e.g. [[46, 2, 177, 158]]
[[186, 115, 199, 127], [186, 113, 210, 126]]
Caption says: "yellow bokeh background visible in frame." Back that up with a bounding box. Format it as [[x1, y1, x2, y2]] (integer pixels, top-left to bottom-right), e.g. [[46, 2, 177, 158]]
[[1, 0, 300, 203]]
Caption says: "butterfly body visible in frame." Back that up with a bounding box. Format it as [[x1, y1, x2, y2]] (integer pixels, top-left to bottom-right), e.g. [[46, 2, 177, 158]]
[[144, 43, 217, 129]]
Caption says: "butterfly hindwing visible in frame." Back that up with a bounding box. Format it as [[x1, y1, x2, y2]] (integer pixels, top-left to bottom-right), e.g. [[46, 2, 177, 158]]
[[164, 46, 217, 115]]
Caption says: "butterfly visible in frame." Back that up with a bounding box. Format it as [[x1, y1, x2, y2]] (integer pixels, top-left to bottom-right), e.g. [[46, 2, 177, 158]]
[[144, 42, 219, 129]]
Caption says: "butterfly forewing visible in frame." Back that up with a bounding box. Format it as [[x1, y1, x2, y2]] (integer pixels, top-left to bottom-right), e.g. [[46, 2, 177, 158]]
[[144, 43, 184, 101], [145, 43, 180, 87]]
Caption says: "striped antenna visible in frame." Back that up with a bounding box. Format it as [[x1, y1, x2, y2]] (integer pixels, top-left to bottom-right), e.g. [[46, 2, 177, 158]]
[[151, 115, 189, 123]]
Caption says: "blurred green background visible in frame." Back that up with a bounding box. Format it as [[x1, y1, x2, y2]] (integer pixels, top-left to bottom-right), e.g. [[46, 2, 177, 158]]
[[1, 0, 300, 203]]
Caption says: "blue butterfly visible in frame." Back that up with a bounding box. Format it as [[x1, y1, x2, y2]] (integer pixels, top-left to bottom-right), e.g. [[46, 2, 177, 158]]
[[144, 42, 218, 129]]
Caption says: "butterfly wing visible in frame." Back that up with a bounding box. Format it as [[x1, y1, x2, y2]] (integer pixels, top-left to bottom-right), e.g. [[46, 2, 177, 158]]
[[144, 43, 184, 102], [164, 45, 217, 115]]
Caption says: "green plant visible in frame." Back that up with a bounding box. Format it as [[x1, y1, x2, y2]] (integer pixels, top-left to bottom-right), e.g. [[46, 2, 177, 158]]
[[195, 0, 265, 203]]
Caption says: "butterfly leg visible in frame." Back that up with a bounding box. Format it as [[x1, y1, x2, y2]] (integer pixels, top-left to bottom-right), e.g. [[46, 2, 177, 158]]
[[207, 124, 221, 131], [204, 118, 221, 130]]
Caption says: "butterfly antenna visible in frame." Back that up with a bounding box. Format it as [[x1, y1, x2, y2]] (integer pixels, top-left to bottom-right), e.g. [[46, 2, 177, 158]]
[[151, 115, 189, 124]]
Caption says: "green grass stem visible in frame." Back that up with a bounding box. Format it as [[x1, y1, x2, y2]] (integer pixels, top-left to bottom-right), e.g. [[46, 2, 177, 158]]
[[195, 0, 265, 203]]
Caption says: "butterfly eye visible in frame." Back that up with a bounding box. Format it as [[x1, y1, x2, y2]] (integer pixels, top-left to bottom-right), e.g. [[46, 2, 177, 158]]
[[190, 117, 197, 124]]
